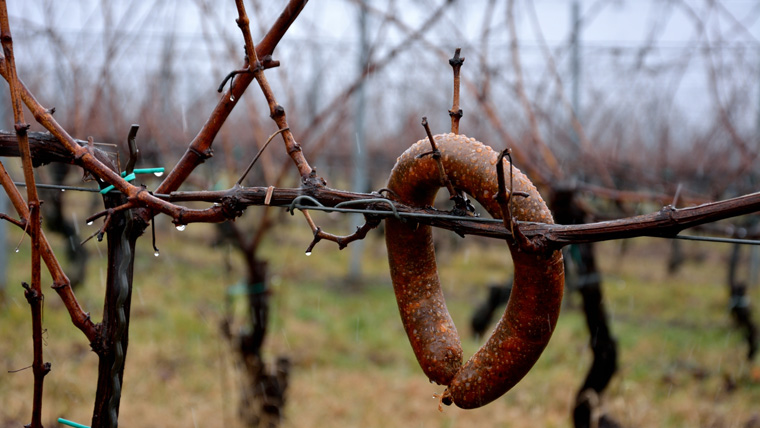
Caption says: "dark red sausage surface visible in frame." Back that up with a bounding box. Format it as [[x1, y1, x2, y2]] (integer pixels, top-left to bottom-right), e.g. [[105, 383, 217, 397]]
[[385, 133, 565, 408]]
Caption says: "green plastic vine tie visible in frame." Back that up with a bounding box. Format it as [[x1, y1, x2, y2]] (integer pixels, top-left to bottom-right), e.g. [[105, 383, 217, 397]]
[[57, 418, 90, 428]]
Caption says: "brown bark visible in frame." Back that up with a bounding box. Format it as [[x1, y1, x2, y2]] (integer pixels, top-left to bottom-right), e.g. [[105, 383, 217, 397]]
[[90, 190, 136, 428]]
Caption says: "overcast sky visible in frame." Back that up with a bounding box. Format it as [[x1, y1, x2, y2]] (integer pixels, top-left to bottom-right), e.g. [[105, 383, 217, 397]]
[[6, 1, 760, 137], [10, 1, 759, 44]]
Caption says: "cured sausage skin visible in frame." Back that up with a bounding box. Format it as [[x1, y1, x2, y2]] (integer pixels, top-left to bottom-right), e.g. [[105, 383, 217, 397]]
[[385, 133, 564, 408]]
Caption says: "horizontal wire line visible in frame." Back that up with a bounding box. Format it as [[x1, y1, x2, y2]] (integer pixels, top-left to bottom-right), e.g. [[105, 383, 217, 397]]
[[670, 235, 760, 246], [289, 203, 760, 245], [9, 181, 760, 246], [289, 202, 503, 223], [14, 181, 101, 192]]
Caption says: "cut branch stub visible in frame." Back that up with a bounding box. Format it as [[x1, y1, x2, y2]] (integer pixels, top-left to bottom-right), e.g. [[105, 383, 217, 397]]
[[448, 48, 464, 134]]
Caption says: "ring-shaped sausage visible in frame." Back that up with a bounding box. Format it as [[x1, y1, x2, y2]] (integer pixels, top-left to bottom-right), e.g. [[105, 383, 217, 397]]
[[385, 133, 564, 408]]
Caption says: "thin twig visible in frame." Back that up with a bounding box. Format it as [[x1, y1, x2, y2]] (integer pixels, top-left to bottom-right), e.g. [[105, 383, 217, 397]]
[[216, 68, 252, 93], [151, 211, 159, 256], [0, 212, 25, 229], [233, 0, 319, 186], [155, 0, 309, 195], [236, 127, 289, 186], [448, 48, 464, 134], [82, 202, 141, 245], [302, 210, 381, 253], [420, 117, 458, 198], [419, 118, 473, 213], [342, 0, 550, 186], [7, 365, 33, 373]]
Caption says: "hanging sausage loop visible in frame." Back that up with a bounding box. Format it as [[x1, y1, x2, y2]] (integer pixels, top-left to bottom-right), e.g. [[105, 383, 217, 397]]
[[385, 134, 564, 408]]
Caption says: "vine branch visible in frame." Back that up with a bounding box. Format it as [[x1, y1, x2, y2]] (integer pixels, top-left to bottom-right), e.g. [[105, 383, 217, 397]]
[[0, 2, 47, 425], [0, 162, 97, 342], [155, 0, 310, 195], [164, 185, 760, 249], [233, 0, 320, 186]]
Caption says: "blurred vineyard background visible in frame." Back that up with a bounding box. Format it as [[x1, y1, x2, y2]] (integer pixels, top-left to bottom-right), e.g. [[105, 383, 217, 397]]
[[1, 0, 760, 427]]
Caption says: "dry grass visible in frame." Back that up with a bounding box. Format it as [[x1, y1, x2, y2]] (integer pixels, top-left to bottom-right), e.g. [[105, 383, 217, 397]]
[[1, 208, 759, 427]]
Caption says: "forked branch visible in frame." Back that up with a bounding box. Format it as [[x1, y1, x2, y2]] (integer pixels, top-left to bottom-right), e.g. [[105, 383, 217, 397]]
[[233, 0, 320, 186], [155, 0, 310, 195], [299, 209, 381, 253]]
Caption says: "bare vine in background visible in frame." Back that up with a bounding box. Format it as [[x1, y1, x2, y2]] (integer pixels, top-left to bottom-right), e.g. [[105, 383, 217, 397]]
[[505, 0, 561, 181]]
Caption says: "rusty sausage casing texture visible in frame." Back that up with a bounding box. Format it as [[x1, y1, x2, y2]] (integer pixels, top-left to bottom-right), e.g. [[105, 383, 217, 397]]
[[385, 133, 564, 408]]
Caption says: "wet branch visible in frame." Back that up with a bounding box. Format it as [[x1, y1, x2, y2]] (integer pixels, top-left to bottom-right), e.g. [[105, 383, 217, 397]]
[[420, 118, 458, 199], [165, 185, 760, 248], [301, 210, 381, 253], [0, 62, 202, 232], [155, 0, 310, 195], [233, 0, 320, 186], [0, 2, 47, 425], [0, 131, 94, 166], [5, 125, 760, 253]]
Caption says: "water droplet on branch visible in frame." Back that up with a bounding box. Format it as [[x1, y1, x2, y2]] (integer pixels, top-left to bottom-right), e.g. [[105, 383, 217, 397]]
[[175, 224, 186, 231], [229, 95, 235, 102], [305, 251, 312, 256], [154, 251, 160, 257], [87, 221, 93, 226]]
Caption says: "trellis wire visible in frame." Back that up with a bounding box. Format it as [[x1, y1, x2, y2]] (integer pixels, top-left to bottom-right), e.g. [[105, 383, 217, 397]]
[[10, 182, 760, 246], [286, 201, 760, 246]]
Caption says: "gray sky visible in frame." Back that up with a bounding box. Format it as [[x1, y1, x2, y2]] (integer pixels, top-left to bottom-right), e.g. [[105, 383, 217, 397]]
[[6, 1, 760, 142]]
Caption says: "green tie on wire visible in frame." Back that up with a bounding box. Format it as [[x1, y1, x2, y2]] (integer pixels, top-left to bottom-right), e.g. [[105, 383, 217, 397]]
[[58, 418, 90, 428], [99, 167, 165, 194]]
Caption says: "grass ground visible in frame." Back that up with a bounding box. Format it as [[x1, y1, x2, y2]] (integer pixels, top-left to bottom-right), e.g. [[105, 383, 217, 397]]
[[1, 207, 759, 427]]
